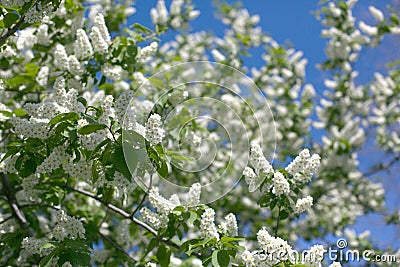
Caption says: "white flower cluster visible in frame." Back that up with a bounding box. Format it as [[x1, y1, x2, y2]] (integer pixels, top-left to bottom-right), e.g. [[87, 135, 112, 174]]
[[21, 174, 42, 203], [102, 63, 126, 81], [52, 210, 86, 241], [36, 66, 49, 87], [0, 154, 18, 174], [137, 42, 158, 63], [200, 208, 220, 240], [228, 11, 263, 46], [145, 114, 165, 146], [150, 0, 200, 29], [90, 13, 110, 53], [294, 196, 313, 214], [285, 149, 321, 183], [218, 213, 238, 237], [112, 171, 136, 197], [199, 208, 239, 241], [115, 219, 130, 250], [24, 102, 64, 120], [302, 244, 325, 267], [21, 237, 53, 257], [242, 228, 326, 267], [272, 171, 290, 196], [0, 0, 29, 7], [369, 72, 400, 153], [63, 158, 92, 182], [25, 3, 53, 24], [140, 183, 201, 229], [187, 182, 201, 205], [114, 90, 135, 123], [10, 117, 50, 139], [242, 166, 257, 186], [241, 228, 295, 266], [75, 29, 93, 59], [54, 44, 69, 71], [51, 77, 85, 113], [249, 144, 273, 176], [36, 23, 51, 45], [36, 146, 66, 174]]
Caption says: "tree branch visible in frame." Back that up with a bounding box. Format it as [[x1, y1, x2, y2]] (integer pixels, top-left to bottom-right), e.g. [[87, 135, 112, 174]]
[[98, 230, 138, 263], [0, 215, 12, 225], [66, 186, 179, 249], [363, 155, 400, 177], [0, 16, 25, 45], [0, 172, 32, 234]]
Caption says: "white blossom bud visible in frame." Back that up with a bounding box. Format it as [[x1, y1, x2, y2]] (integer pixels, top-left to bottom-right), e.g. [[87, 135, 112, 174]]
[[368, 6, 384, 23]]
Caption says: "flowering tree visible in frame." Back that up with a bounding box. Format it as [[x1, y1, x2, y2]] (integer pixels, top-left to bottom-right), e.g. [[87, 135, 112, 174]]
[[0, 0, 399, 266]]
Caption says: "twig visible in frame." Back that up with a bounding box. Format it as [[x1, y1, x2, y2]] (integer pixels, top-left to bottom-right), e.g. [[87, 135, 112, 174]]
[[131, 191, 148, 217], [363, 155, 400, 177], [66, 186, 178, 248], [0, 132, 10, 144], [98, 230, 137, 263], [275, 205, 281, 237], [0, 16, 25, 45], [0, 215, 12, 225], [131, 175, 152, 217], [0, 173, 33, 235]]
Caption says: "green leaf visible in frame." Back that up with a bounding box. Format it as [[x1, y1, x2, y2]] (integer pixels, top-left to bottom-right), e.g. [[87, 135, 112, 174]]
[[211, 250, 220, 267], [39, 250, 56, 267], [19, 156, 36, 178], [132, 23, 154, 34], [112, 145, 131, 181], [148, 77, 164, 89], [89, 138, 111, 160], [156, 245, 171, 267], [49, 112, 79, 125], [40, 242, 56, 253], [77, 124, 107, 135], [4, 12, 19, 28], [220, 237, 245, 243], [77, 97, 87, 108], [280, 210, 289, 220], [13, 109, 27, 117], [92, 159, 100, 183], [58, 249, 91, 266], [212, 250, 230, 267]]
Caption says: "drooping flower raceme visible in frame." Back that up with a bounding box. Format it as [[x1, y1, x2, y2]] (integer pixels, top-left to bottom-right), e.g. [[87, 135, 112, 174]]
[[295, 196, 313, 214], [145, 114, 165, 146], [218, 213, 238, 237], [200, 208, 220, 240], [74, 29, 93, 59], [285, 148, 321, 183], [52, 210, 86, 241], [272, 171, 290, 196], [249, 144, 273, 175]]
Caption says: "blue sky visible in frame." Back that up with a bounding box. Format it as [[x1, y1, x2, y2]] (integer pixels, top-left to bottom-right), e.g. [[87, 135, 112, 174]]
[[131, 0, 400, 249]]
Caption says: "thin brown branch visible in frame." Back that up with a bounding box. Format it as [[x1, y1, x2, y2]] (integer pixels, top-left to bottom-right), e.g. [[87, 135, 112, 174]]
[[66, 186, 179, 249], [0, 172, 32, 234], [363, 155, 400, 177], [98, 230, 137, 263], [131, 175, 152, 217], [0, 16, 25, 45], [0, 215, 12, 225]]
